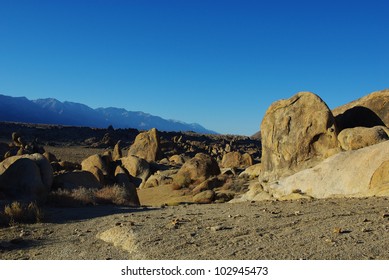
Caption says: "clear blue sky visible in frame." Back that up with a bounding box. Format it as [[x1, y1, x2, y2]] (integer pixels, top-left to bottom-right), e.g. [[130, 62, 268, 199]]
[[0, 0, 388, 135]]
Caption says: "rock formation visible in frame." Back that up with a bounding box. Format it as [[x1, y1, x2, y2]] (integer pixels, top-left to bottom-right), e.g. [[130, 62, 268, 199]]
[[260, 92, 339, 180], [52, 170, 101, 190], [174, 153, 221, 188], [338, 126, 389, 151], [221, 151, 253, 169], [263, 141, 389, 199], [128, 128, 163, 162], [333, 89, 389, 130], [120, 155, 151, 188]]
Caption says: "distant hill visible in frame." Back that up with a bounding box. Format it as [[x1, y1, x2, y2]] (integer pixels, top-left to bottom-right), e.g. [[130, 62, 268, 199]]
[[0, 94, 217, 134]]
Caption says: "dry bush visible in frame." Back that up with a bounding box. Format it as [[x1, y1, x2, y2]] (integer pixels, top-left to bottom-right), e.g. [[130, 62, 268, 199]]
[[47, 185, 134, 207], [95, 184, 131, 206], [0, 201, 44, 226], [47, 188, 96, 207]]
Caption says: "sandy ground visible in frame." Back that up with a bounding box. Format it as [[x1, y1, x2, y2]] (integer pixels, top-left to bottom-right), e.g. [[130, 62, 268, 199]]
[[1, 197, 389, 260]]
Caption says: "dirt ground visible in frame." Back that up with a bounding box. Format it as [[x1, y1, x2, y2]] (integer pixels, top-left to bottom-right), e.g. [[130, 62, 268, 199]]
[[1, 196, 389, 260]]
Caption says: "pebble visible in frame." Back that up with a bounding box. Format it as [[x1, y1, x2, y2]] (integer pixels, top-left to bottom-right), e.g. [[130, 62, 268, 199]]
[[210, 226, 225, 232]]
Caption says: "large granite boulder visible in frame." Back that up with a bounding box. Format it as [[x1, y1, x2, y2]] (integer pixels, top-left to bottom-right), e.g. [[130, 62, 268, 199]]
[[0, 157, 51, 203], [261, 92, 339, 180], [333, 89, 389, 130], [338, 126, 388, 151], [0, 153, 53, 190], [128, 128, 163, 162], [221, 151, 253, 169], [174, 153, 220, 188], [120, 155, 151, 188], [263, 141, 389, 199], [52, 170, 101, 190]]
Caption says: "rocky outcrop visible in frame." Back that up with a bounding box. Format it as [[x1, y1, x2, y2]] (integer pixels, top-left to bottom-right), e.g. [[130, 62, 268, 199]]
[[333, 89, 389, 130], [52, 171, 101, 190], [112, 141, 122, 161], [81, 154, 112, 184], [143, 170, 175, 189], [263, 141, 389, 199], [192, 190, 215, 204], [221, 151, 253, 169], [261, 92, 339, 180], [0, 158, 50, 203], [114, 166, 140, 206], [174, 153, 221, 188], [0, 153, 53, 190], [128, 128, 162, 162], [120, 155, 151, 188], [338, 126, 389, 151]]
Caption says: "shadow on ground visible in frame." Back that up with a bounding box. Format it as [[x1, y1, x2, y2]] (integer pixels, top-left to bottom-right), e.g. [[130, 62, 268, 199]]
[[42, 205, 159, 224]]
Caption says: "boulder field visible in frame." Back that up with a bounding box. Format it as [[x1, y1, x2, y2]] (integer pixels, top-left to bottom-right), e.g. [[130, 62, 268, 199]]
[[0, 89, 388, 205]]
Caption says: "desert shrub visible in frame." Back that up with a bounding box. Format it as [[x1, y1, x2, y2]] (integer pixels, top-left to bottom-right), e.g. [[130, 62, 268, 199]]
[[0, 201, 44, 227], [47, 185, 134, 207], [47, 188, 96, 207], [95, 184, 131, 206]]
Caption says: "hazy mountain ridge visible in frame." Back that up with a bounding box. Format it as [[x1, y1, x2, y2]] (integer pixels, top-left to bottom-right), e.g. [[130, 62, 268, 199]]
[[0, 94, 217, 134]]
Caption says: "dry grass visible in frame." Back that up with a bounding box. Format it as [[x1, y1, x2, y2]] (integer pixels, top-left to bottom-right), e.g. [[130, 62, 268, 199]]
[[47, 188, 96, 207], [0, 201, 44, 227], [95, 185, 132, 206], [47, 185, 134, 207]]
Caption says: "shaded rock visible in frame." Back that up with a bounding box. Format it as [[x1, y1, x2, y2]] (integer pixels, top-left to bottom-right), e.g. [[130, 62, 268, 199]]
[[338, 126, 389, 151], [12, 132, 22, 146], [58, 161, 81, 172], [0, 142, 9, 161], [0, 158, 49, 203], [114, 166, 140, 206], [91, 132, 115, 148], [0, 153, 53, 190], [333, 89, 389, 130], [128, 128, 162, 162], [120, 155, 151, 188], [43, 151, 58, 163], [221, 151, 253, 169], [193, 190, 215, 204], [53, 171, 101, 190], [174, 153, 221, 188], [261, 92, 339, 180], [263, 141, 389, 199]]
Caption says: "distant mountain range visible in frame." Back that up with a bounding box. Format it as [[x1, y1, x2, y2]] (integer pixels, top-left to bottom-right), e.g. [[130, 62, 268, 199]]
[[0, 94, 217, 134]]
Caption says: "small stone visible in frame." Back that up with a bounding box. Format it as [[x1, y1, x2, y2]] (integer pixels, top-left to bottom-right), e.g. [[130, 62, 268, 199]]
[[211, 226, 224, 232], [333, 227, 342, 234]]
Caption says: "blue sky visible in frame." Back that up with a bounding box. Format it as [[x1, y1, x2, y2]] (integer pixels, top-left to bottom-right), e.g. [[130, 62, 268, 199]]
[[0, 0, 388, 135]]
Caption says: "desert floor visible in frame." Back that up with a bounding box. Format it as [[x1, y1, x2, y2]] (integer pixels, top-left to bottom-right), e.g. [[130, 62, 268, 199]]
[[1, 197, 389, 260]]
